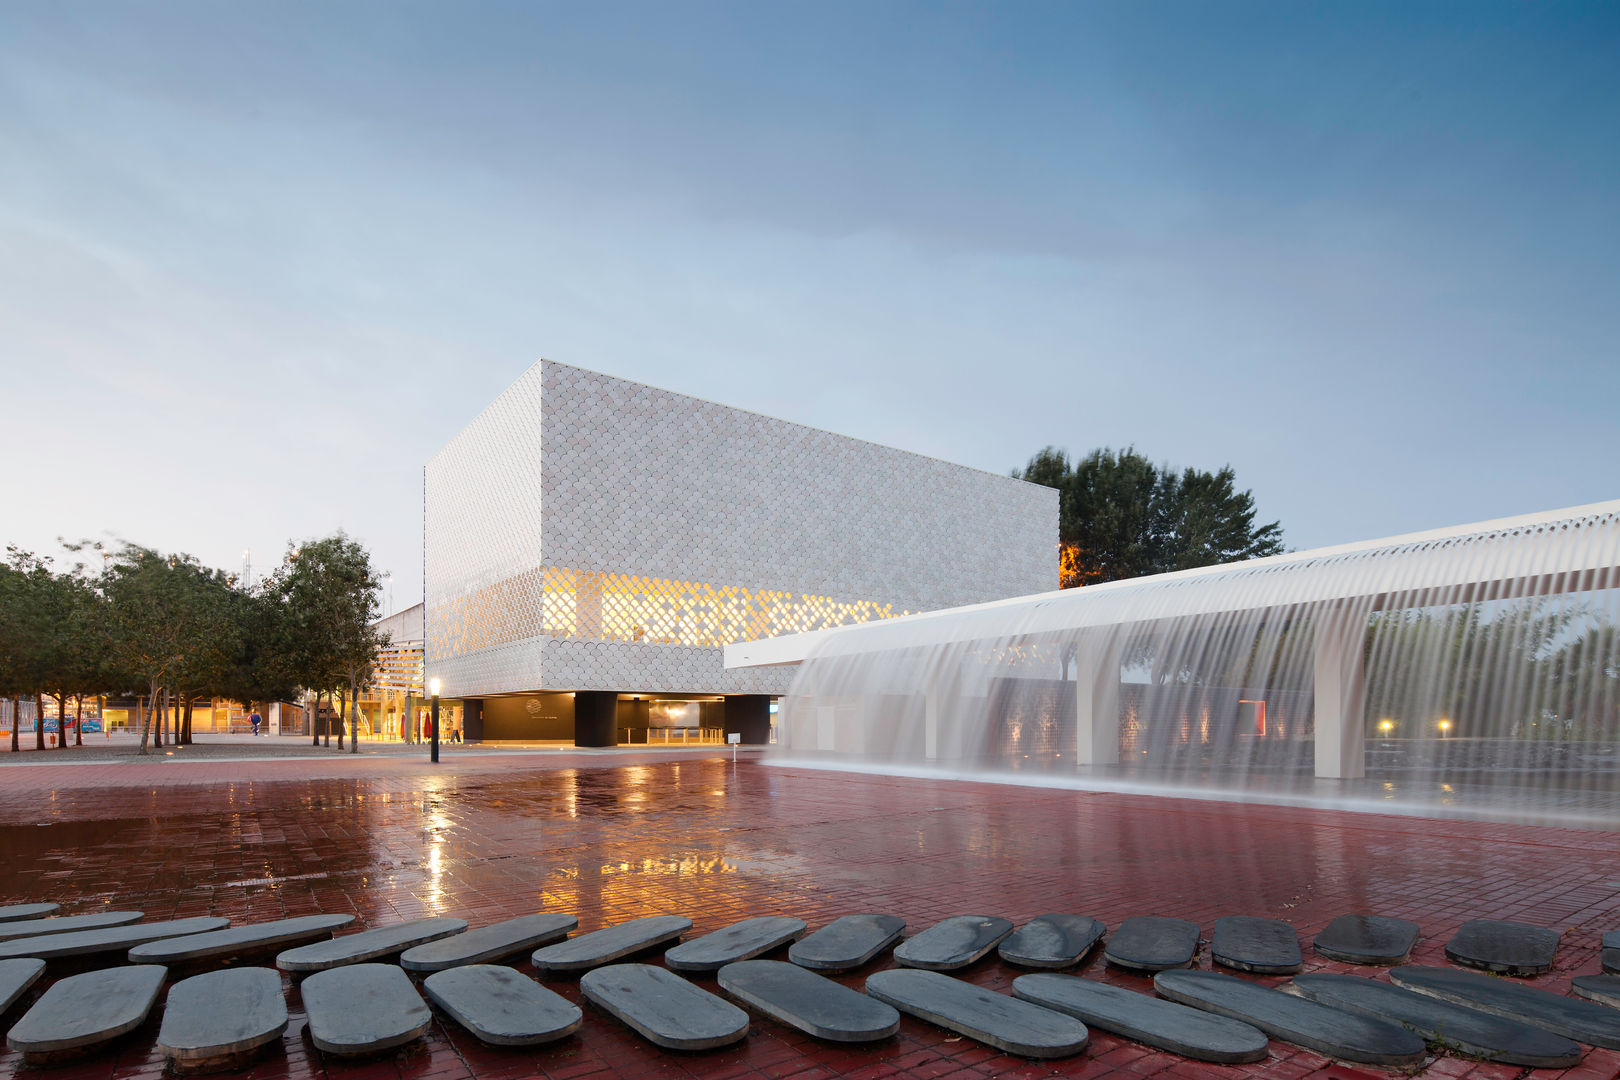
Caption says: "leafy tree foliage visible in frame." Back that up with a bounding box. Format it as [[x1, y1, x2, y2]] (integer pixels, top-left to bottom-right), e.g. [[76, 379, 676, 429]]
[[1, 532, 387, 756], [267, 533, 383, 750], [1016, 446, 1285, 586]]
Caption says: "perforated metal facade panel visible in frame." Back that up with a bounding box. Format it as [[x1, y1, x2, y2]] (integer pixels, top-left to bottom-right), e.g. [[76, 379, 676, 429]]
[[425, 360, 1056, 697]]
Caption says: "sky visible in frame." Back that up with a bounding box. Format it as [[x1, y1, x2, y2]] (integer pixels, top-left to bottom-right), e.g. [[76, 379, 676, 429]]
[[1, 1, 1616, 612]]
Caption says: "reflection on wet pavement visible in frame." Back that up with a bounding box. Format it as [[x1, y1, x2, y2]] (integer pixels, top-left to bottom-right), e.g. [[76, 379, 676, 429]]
[[0, 753, 1616, 1080]]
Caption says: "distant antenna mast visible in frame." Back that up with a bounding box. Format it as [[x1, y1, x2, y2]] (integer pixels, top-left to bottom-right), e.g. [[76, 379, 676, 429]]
[[383, 570, 394, 615], [242, 548, 253, 590]]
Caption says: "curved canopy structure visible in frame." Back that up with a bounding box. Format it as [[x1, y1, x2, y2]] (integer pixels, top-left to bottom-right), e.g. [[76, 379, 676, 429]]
[[729, 499, 1620, 803]]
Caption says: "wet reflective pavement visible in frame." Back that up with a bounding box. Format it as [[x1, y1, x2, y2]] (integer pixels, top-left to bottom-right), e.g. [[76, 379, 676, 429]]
[[1, 750, 1618, 1080]]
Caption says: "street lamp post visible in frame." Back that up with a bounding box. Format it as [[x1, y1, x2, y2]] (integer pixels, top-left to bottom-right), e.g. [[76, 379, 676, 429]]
[[429, 678, 441, 764]]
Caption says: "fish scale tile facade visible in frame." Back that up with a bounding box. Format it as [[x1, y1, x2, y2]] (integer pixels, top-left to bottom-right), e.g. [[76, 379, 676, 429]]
[[425, 360, 1056, 698]]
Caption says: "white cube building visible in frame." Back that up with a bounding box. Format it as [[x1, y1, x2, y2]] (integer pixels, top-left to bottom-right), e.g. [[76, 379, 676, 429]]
[[424, 360, 1055, 745]]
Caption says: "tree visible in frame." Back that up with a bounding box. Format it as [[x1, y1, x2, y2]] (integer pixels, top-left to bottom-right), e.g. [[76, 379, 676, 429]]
[[1016, 446, 1284, 586], [269, 533, 383, 751], [102, 546, 234, 755]]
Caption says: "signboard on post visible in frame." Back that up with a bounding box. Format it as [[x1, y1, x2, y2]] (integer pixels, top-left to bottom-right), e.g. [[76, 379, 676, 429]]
[[727, 731, 741, 763]]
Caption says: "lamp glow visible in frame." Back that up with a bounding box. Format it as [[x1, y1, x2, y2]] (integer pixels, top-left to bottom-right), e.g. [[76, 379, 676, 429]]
[[429, 677, 441, 698]]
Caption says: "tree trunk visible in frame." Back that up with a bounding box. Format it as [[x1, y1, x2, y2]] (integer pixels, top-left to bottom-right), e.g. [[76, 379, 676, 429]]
[[34, 691, 45, 750], [9, 697, 18, 753], [349, 677, 360, 753], [74, 695, 83, 747], [181, 695, 194, 744], [336, 690, 346, 751], [311, 692, 321, 746], [55, 691, 66, 749], [138, 687, 155, 755]]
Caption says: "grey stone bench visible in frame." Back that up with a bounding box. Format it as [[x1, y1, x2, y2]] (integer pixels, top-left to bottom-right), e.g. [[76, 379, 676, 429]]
[[0, 903, 58, 924], [157, 967, 289, 1073], [998, 915, 1105, 970], [531, 915, 692, 974], [5, 964, 167, 1065], [1012, 973, 1269, 1064], [789, 914, 904, 973], [1154, 969, 1426, 1067], [580, 963, 749, 1050], [0, 958, 46, 1016], [665, 916, 806, 974], [422, 965, 582, 1046], [131, 914, 355, 966], [400, 913, 576, 972], [275, 916, 466, 973], [1390, 964, 1620, 1049], [1444, 919, 1560, 976], [1292, 971, 1582, 1068], [300, 963, 431, 1056], [718, 959, 899, 1042], [1571, 974, 1620, 1010], [893, 915, 1012, 971], [1212, 915, 1301, 974], [1312, 914, 1419, 965], [0, 916, 230, 962], [1103, 916, 1199, 973], [865, 968, 1089, 1059], [0, 911, 143, 942]]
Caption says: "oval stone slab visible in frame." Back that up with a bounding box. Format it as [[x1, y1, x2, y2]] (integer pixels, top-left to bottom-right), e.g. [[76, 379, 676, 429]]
[[1154, 969, 1425, 1067], [666, 916, 807, 974], [790, 914, 905, 973], [1292, 972, 1582, 1068], [1212, 916, 1302, 975], [1444, 920, 1561, 976], [0, 916, 230, 961], [0, 911, 144, 942], [718, 959, 899, 1042], [1104, 916, 1200, 973], [866, 968, 1089, 1059], [0, 903, 58, 923], [1313, 914, 1419, 965], [999, 915, 1106, 970], [6, 964, 167, 1058], [276, 916, 466, 972], [132, 914, 355, 965], [1390, 964, 1620, 1049], [157, 968, 289, 1070], [1012, 973, 1269, 1064], [422, 965, 582, 1046], [531, 915, 692, 974], [1603, 931, 1619, 975], [580, 963, 749, 1050], [893, 916, 1013, 971], [401, 913, 577, 972], [300, 963, 431, 1055], [0, 958, 46, 1015], [1572, 974, 1620, 1010]]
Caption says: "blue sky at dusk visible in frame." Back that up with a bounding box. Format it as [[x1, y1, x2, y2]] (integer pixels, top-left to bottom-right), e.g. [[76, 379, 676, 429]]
[[1, 2, 1615, 607]]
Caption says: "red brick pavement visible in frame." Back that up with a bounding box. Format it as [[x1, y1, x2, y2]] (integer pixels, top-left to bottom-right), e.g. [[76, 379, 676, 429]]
[[1, 751, 1618, 1080]]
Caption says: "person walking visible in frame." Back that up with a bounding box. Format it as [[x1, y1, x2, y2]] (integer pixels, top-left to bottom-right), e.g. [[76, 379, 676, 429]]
[[249, 709, 262, 736]]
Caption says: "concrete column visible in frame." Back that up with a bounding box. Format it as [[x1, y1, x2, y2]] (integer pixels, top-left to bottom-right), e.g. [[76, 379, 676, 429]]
[[924, 670, 950, 761], [723, 695, 771, 744], [574, 691, 618, 747], [1313, 610, 1367, 779], [1074, 633, 1122, 767]]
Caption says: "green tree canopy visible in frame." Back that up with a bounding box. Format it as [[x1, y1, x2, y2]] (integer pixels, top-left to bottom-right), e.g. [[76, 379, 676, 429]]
[[1016, 446, 1284, 586]]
